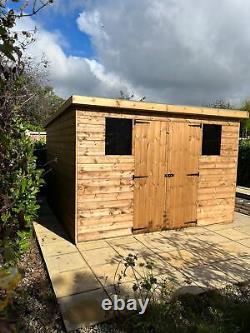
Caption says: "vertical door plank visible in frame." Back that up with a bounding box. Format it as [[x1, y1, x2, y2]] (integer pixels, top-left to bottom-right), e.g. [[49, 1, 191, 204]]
[[165, 122, 201, 229]]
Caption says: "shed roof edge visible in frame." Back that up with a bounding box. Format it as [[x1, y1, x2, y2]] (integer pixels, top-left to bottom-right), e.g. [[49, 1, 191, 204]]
[[45, 95, 249, 127]]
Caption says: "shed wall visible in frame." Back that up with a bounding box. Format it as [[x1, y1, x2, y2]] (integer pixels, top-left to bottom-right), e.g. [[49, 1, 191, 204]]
[[75, 107, 240, 242], [46, 109, 76, 241], [76, 112, 134, 242]]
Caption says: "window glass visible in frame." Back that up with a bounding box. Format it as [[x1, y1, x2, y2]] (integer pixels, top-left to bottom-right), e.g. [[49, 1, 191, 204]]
[[105, 118, 133, 155], [202, 124, 222, 155]]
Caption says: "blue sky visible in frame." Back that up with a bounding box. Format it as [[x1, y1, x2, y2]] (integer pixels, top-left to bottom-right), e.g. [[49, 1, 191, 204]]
[[36, 4, 95, 58], [13, 0, 250, 106]]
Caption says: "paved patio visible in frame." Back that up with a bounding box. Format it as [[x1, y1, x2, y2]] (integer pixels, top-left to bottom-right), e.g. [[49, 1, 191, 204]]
[[34, 199, 250, 332]]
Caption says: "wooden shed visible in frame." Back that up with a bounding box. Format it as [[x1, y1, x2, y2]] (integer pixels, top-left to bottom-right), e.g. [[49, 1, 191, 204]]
[[45, 95, 248, 243]]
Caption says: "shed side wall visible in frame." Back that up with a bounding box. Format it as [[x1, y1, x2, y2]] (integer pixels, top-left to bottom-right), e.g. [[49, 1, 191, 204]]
[[46, 109, 76, 242]]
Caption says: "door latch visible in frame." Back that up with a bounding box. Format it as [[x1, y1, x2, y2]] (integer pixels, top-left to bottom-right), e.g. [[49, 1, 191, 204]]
[[132, 175, 148, 179], [187, 172, 199, 176], [164, 173, 174, 177]]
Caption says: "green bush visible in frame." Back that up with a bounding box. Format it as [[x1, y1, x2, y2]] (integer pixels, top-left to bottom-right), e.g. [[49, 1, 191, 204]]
[[237, 139, 250, 187], [0, 117, 44, 266]]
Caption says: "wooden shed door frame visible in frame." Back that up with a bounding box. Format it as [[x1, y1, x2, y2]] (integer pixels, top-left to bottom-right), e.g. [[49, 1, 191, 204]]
[[133, 120, 201, 232]]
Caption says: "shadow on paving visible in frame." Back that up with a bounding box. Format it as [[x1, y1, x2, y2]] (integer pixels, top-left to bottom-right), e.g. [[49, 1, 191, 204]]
[[36, 196, 71, 242]]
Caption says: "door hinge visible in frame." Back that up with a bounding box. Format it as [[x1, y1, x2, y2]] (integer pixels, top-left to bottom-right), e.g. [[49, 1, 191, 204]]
[[188, 124, 202, 128], [132, 227, 148, 234], [133, 175, 148, 179], [187, 172, 199, 176], [184, 220, 197, 225]]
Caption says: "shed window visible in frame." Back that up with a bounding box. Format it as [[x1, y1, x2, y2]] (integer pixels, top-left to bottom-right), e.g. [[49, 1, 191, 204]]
[[105, 118, 132, 155], [202, 124, 222, 155]]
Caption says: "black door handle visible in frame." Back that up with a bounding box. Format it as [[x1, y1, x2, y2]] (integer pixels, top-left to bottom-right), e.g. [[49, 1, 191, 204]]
[[165, 173, 174, 177], [133, 175, 148, 179], [187, 172, 199, 176]]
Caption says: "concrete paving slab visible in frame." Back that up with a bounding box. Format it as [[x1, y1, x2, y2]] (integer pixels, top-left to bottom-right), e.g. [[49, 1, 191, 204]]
[[80, 246, 121, 266], [194, 232, 229, 244], [40, 240, 77, 257], [233, 225, 250, 234], [214, 228, 249, 241], [238, 238, 250, 247], [211, 259, 250, 283], [234, 212, 250, 226], [111, 241, 154, 258], [136, 237, 177, 253], [45, 252, 88, 275], [77, 240, 109, 251], [158, 249, 196, 269], [216, 241, 250, 258], [92, 262, 136, 287], [182, 263, 238, 289], [51, 267, 102, 298], [58, 288, 113, 331], [107, 235, 138, 245], [204, 223, 233, 231]]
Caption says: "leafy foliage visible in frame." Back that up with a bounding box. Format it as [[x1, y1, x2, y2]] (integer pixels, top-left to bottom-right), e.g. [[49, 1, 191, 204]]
[[240, 101, 250, 137], [0, 1, 52, 267], [237, 139, 250, 187], [0, 117, 44, 265], [208, 99, 233, 110]]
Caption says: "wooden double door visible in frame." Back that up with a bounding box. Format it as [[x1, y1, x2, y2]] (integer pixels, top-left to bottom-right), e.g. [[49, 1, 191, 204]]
[[133, 120, 201, 232]]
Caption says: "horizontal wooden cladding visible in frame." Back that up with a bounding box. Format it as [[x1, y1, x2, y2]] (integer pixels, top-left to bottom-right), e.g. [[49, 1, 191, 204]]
[[77, 124, 104, 132], [198, 198, 235, 207], [78, 163, 133, 172], [199, 180, 236, 188], [78, 170, 133, 180], [199, 163, 236, 169], [78, 206, 132, 218], [79, 212, 133, 225], [199, 156, 237, 162], [77, 147, 104, 156], [77, 227, 132, 242], [198, 216, 233, 225], [78, 156, 134, 164], [78, 192, 133, 203], [78, 185, 132, 195], [198, 192, 235, 201], [78, 178, 133, 187], [78, 133, 104, 141], [77, 116, 105, 125], [78, 220, 132, 234], [78, 199, 132, 210], [199, 168, 236, 175], [78, 140, 104, 148]]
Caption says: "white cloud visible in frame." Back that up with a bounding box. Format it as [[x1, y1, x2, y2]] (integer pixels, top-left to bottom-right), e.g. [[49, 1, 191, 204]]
[[76, 0, 250, 105], [15, 14, 136, 99], [15, 0, 250, 106]]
